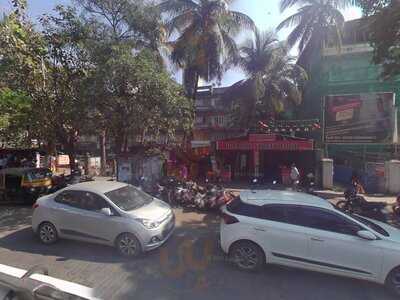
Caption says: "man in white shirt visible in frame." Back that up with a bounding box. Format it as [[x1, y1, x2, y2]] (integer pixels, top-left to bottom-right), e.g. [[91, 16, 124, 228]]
[[290, 163, 300, 188]]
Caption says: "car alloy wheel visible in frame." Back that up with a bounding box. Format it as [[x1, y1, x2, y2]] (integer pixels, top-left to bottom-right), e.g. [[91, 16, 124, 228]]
[[230, 241, 264, 271], [38, 222, 58, 244], [387, 267, 400, 296], [117, 234, 141, 257]]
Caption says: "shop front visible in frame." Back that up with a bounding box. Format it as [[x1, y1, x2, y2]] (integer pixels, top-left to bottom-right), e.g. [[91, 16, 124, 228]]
[[216, 134, 315, 183]]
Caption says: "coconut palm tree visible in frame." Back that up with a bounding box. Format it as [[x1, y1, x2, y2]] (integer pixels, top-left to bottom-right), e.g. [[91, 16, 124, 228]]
[[277, 0, 351, 64], [159, 0, 255, 99], [226, 29, 308, 128]]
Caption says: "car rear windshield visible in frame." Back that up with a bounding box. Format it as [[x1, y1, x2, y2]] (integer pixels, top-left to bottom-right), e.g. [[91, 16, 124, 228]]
[[227, 196, 260, 218], [105, 185, 153, 211]]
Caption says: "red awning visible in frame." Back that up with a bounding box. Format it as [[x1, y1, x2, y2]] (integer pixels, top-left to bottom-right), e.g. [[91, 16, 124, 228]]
[[216, 139, 314, 151]]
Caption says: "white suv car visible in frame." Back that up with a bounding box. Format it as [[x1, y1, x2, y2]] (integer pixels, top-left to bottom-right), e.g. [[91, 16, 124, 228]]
[[220, 190, 400, 296]]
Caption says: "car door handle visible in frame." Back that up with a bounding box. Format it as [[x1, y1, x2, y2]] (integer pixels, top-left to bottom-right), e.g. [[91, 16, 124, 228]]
[[254, 227, 266, 232], [311, 237, 324, 242]]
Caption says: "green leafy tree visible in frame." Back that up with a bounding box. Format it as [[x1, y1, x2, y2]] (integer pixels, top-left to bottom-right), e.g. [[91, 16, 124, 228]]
[[0, 6, 91, 167], [76, 0, 166, 62], [160, 0, 255, 98], [0, 11, 55, 150], [353, 0, 400, 78], [67, 0, 193, 157], [277, 0, 351, 66], [0, 0, 192, 168], [89, 47, 193, 154], [40, 11, 93, 166], [352, 0, 390, 15], [226, 29, 308, 128], [0, 88, 32, 147]]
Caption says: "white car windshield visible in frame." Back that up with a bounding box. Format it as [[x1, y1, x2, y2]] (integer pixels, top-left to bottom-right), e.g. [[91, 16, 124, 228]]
[[333, 206, 389, 237], [351, 214, 390, 237], [105, 185, 153, 211]]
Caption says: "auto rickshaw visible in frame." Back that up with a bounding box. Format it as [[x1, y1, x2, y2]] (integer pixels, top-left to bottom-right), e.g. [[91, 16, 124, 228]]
[[0, 168, 53, 203]]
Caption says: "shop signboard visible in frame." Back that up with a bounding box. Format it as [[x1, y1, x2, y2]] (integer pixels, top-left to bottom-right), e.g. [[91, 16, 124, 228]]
[[216, 140, 313, 151], [56, 155, 70, 166], [248, 134, 276, 142], [324, 93, 396, 144]]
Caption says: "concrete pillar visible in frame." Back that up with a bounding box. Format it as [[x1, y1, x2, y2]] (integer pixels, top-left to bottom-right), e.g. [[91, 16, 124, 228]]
[[385, 160, 400, 194], [321, 158, 333, 189]]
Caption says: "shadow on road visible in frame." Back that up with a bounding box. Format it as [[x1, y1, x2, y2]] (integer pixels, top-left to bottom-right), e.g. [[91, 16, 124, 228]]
[[0, 227, 128, 263]]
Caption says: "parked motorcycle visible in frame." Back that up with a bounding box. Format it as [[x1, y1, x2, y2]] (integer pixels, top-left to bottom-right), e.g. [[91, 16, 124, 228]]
[[336, 185, 388, 222], [155, 176, 232, 211]]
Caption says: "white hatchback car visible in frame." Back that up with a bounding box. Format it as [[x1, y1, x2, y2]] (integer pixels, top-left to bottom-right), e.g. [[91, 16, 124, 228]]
[[220, 190, 400, 296], [32, 181, 175, 257]]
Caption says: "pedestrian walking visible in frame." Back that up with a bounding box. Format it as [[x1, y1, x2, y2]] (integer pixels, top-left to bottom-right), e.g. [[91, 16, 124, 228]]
[[290, 163, 300, 189]]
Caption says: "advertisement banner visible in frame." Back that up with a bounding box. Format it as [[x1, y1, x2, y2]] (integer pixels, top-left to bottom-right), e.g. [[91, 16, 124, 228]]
[[324, 93, 396, 144]]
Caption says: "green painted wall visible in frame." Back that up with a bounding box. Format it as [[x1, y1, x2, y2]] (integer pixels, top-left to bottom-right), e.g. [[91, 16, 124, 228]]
[[302, 47, 400, 146]]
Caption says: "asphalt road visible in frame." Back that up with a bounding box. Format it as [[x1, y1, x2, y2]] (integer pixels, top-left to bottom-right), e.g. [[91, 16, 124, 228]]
[[0, 205, 397, 300]]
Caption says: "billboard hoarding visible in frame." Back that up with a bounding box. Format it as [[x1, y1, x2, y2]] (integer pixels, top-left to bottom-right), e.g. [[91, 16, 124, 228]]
[[324, 93, 396, 144]]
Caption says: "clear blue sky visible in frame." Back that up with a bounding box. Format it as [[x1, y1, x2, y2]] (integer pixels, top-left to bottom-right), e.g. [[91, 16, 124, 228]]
[[1, 0, 361, 86]]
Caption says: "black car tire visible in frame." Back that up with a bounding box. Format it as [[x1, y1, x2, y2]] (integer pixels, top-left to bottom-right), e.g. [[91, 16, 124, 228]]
[[229, 241, 265, 272], [385, 267, 400, 296], [38, 222, 59, 245], [116, 233, 142, 257]]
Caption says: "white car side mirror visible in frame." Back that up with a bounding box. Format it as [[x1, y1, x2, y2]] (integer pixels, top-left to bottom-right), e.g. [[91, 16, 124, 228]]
[[357, 230, 377, 240], [100, 207, 112, 217]]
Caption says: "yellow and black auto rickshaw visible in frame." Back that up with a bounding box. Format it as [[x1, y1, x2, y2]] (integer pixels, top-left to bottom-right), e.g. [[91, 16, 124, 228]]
[[0, 168, 53, 203]]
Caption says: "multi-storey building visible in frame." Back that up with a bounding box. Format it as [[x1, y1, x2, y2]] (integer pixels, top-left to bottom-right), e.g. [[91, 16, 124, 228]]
[[192, 86, 316, 181], [191, 85, 243, 149], [303, 19, 400, 192]]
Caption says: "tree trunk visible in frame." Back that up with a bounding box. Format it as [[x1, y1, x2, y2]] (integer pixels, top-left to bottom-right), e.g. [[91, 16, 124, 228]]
[[193, 73, 199, 103], [123, 135, 128, 153], [115, 134, 123, 156], [66, 135, 76, 171], [99, 129, 107, 176], [67, 147, 76, 171]]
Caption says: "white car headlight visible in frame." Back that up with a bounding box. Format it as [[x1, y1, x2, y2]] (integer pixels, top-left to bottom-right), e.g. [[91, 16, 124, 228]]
[[138, 219, 161, 229]]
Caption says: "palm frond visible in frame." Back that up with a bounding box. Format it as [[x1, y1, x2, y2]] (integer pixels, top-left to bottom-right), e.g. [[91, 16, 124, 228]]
[[225, 10, 256, 31], [165, 10, 196, 35], [158, 0, 199, 17], [276, 9, 306, 31], [220, 28, 239, 67], [280, 0, 308, 12]]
